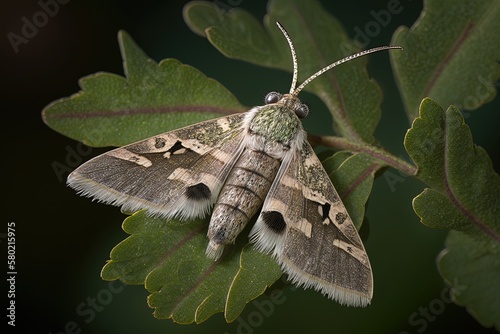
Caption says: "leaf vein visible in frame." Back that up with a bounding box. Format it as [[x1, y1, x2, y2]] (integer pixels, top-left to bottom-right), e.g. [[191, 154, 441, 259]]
[[442, 120, 500, 242], [341, 162, 380, 199], [155, 224, 205, 270], [46, 105, 242, 119], [170, 260, 220, 315], [423, 20, 475, 98]]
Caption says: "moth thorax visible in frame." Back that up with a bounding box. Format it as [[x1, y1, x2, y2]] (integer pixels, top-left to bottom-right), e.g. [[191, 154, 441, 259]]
[[205, 149, 281, 260]]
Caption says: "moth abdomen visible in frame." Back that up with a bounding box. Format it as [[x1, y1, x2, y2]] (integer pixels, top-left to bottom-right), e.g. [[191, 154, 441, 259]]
[[206, 150, 280, 260]]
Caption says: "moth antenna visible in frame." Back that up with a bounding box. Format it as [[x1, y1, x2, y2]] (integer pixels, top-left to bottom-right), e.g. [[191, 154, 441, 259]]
[[276, 22, 299, 94], [292, 45, 403, 95]]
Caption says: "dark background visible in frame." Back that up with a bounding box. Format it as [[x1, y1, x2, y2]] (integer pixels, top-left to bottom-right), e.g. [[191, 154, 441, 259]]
[[2, 0, 499, 333]]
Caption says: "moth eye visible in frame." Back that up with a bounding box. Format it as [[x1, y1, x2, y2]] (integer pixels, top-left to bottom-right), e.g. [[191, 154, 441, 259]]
[[264, 91, 282, 104], [295, 104, 309, 119]]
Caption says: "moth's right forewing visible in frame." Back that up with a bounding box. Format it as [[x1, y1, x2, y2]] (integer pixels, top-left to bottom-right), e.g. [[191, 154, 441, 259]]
[[67, 113, 247, 219], [251, 141, 373, 307]]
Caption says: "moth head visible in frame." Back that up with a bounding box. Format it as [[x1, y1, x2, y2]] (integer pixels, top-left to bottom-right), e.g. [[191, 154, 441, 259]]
[[264, 91, 309, 119], [274, 21, 402, 102]]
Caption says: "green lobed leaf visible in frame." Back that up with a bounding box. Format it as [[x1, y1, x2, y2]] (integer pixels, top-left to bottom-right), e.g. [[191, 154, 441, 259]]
[[224, 244, 283, 322], [391, 0, 500, 120], [183, 1, 287, 69], [437, 230, 500, 330], [405, 98, 500, 237], [184, 0, 391, 144], [101, 211, 282, 324], [42, 31, 245, 147], [404, 97, 500, 324]]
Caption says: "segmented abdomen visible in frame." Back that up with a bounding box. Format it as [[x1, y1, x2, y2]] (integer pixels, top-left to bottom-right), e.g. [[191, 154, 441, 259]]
[[206, 149, 280, 259]]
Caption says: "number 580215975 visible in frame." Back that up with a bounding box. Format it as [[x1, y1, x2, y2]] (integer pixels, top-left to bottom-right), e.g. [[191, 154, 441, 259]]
[[7, 222, 16, 271]]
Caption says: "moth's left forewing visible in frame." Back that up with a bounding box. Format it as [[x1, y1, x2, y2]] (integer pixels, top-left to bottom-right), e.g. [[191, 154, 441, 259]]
[[250, 140, 373, 307], [67, 113, 247, 220]]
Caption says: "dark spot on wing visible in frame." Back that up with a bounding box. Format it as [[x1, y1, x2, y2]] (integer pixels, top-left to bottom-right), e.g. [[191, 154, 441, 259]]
[[321, 203, 331, 221], [185, 183, 211, 200], [336, 212, 347, 225], [155, 137, 167, 148], [168, 140, 186, 153], [261, 211, 286, 234]]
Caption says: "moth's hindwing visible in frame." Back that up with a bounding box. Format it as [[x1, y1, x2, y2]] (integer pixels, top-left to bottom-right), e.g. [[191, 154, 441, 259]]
[[250, 140, 373, 307], [67, 113, 247, 219]]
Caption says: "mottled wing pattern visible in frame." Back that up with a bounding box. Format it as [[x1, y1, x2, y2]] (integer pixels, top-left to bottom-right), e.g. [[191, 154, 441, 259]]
[[67, 113, 247, 220], [250, 140, 373, 307]]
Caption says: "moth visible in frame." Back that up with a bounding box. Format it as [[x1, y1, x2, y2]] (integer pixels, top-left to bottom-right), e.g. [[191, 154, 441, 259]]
[[68, 22, 401, 307]]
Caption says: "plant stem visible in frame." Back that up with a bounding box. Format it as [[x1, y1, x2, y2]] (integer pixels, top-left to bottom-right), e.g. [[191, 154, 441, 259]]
[[309, 134, 418, 176]]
